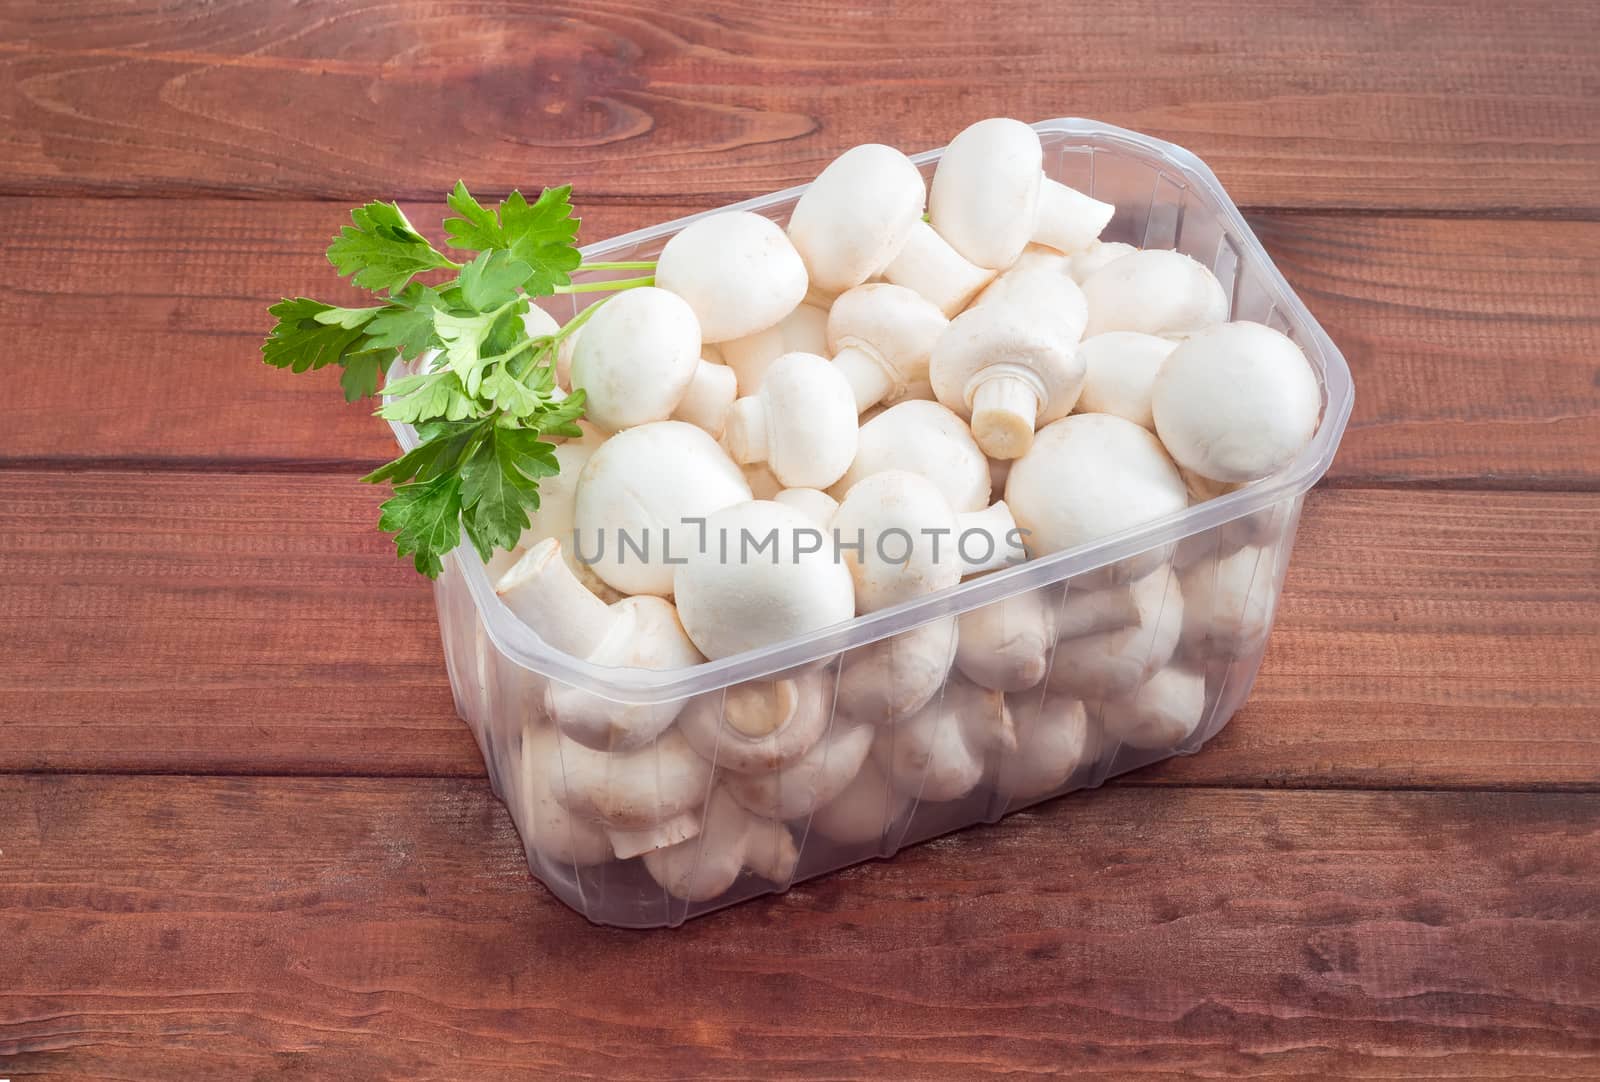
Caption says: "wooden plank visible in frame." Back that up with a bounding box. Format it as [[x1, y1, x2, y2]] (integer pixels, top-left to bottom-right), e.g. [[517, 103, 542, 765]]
[[4, 198, 1599, 485], [1, 475, 1596, 787], [1, 0, 1597, 211], [2, 777, 1598, 1078]]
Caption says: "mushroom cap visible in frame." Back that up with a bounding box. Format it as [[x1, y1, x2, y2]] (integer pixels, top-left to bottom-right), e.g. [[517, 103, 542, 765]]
[[748, 351, 861, 489], [1005, 413, 1187, 558], [836, 617, 959, 722], [930, 300, 1087, 422], [827, 283, 948, 392], [1098, 666, 1208, 751], [575, 421, 752, 597], [929, 117, 1043, 270], [721, 302, 831, 396], [772, 487, 839, 528], [809, 756, 909, 845], [955, 586, 1057, 692], [678, 671, 833, 774], [973, 259, 1090, 347], [724, 722, 876, 819], [570, 286, 702, 431], [1152, 321, 1321, 483], [521, 304, 561, 339], [544, 727, 714, 832], [672, 500, 857, 660], [830, 400, 991, 513], [1081, 249, 1229, 338], [1067, 241, 1136, 284], [872, 679, 1013, 802], [656, 211, 809, 342], [515, 726, 613, 867], [642, 787, 799, 901], [787, 144, 928, 295], [1075, 331, 1180, 431], [1048, 567, 1184, 700], [1178, 544, 1278, 659], [543, 594, 705, 751], [832, 470, 963, 613], [990, 693, 1092, 802]]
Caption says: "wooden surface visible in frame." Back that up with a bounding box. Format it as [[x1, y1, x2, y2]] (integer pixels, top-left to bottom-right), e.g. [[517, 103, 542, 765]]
[[2, 0, 1598, 1078]]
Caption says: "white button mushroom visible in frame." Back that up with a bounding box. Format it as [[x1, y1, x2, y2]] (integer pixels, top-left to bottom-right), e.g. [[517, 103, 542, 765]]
[[878, 221, 997, 318], [929, 117, 1115, 266], [569, 286, 718, 432], [1054, 576, 1145, 640], [830, 400, 991, 514], [678, 669, 832, 775], [1067, 241, 1136, 284], [1151, 321, 1322, 484], [719, 302, 830, 396], [786, 143, 928, 296], [669, 357, 739, 438], [543, 727, 714, 858], [510, 725, 613, 869], [496, 539, 704, 751], [971, 257, 1090, 345], [722, 351, 860, 489], [654, 210, 809, 343], [1081, 249, 1229, 339], [1098, 666, 1208, 751], [930, 294, 1087, 460], [1074, 331, 1180, 432], [832, 471, 1019, 613], [723, 722, 876, 820], [574, 421, 752, 598], [826, 283, 949, 413], [988, 692, 1093, 803], [672, 500, 856, 660], [954, 587, 1058, 692], [1047, 568, 1185, 700], [1178, 544, 1279, 660], [836, 617, 960, 723], [872, 679, 1015, 802], [641, 786, 800, 902], [809, 755, 911, 846], [772, 487, 838, 528], [1005, 413, 1188, 579]]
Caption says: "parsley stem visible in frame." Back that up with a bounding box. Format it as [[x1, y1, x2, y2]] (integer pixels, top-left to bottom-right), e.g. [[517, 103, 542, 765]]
[[576, 260, 657, 271], [554, 274, 655, 294]]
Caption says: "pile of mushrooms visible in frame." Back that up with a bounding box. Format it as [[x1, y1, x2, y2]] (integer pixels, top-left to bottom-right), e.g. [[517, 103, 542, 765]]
[[478, 117, 1323, 902]]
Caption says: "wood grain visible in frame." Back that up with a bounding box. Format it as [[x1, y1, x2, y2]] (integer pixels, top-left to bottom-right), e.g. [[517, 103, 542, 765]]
[[5, 198, 1599, 485], [2, 473, 1596, 787], [2, 776, 1597, 1079], [1, 0, 1597, 211]]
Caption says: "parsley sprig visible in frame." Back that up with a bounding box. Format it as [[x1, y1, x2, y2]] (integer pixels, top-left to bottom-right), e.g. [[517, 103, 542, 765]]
[[262, 182, 654, 577]]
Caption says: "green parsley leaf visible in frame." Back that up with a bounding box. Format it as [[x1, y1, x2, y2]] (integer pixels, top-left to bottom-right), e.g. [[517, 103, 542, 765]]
[[500, 186, 582, 294], [376, 370, 478, 424], [312, 304, 387, 329], [262, 298, 371, 373], [377, 473, 464, 577], [365, 306, 438, 360], [327, 201, 457, 293], [339, 351, 387, 402], [442, 181, 506, 251], [458, 249, 535, 311]]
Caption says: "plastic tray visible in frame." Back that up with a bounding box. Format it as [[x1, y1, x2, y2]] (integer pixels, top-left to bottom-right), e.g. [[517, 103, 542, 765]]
[[393, 118, 1354, 927]]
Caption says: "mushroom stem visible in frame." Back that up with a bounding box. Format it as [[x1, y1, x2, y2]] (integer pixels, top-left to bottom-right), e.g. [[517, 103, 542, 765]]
[[607, 811, 704, 860], [832, 344, 896, 413], [671, 359, 738, 437], [1032, 180, 1116, 255], [969, 371, 1042, 459], [721, 398, 769, 464], [956, 501, 1020, 576], [880, 221, 996, 317], [496, 539, 618, 658]]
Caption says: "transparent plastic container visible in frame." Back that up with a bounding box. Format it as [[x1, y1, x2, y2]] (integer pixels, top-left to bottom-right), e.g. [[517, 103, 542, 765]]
[[394, 118, 1354, 927]]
